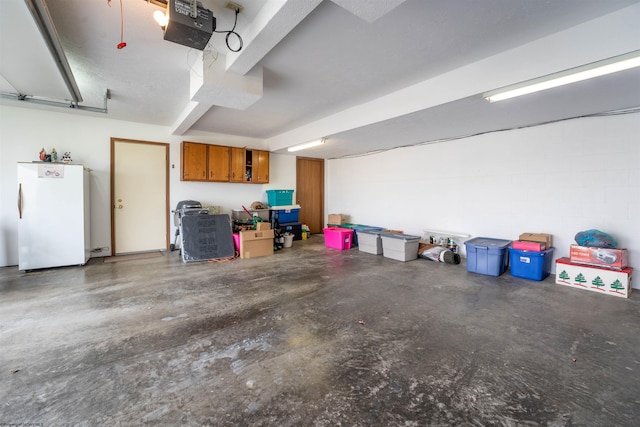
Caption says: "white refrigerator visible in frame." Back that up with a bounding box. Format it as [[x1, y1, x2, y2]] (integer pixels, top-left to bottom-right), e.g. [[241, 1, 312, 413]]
[[17, 162, 91, 271]]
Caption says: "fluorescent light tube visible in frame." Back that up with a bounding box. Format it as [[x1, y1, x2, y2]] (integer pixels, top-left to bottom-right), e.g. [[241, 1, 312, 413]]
[[287, 138, 325, 152], [484, 50, 640, 102]]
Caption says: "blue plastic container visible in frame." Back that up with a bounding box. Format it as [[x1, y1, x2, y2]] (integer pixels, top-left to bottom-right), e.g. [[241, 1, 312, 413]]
[[270, 205, 300, 223], [464, 237, 512, 276], [509, 247, 554, 281]]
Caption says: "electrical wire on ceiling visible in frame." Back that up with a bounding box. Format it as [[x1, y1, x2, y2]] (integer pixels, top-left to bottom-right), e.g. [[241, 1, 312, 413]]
[[106, 0, 127, 49], [213, 6, 243, 52], [329, 107, 640, 160], [186, 44, 219, 79]]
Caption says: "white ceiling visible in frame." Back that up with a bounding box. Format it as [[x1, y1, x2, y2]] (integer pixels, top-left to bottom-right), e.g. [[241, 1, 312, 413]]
[[1, 0, 639, 159]]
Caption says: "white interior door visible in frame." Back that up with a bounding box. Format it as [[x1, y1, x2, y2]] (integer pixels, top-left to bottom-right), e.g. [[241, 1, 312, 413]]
[[112, 139, 168, 254]]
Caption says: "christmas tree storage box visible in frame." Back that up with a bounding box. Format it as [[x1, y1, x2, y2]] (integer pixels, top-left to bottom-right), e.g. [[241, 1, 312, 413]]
[[509, 247, 554, 281], [464, 237, 512, 276], [380, 232, 421, 262], [555, 257, 633, 298], [357, 229, 384, 255]]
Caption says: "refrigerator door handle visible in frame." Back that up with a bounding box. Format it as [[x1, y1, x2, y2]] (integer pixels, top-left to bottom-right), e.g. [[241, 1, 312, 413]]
[[18, 183, 22, 219]]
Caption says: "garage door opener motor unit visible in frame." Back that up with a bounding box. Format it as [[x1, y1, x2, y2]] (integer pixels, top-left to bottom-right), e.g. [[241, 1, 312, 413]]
[[164, 0, 215, 50]]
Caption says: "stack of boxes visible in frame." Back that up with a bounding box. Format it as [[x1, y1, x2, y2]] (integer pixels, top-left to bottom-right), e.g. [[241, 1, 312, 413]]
[[239, 222, 274, 259], [508, 233, 555, 281], [231, 207, 274, 258], [267, 190, 302, 240], [555, 243, 632, 298]]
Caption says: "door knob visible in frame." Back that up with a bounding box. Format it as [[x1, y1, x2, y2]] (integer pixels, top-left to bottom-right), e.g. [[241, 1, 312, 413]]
[[117, 204, 123, 209]]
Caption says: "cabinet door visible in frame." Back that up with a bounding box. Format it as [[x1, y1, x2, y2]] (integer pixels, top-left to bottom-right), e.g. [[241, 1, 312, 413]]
[[207, 145, 230, 181], [181, 142, 207, 181], [230, 147, 246, 182], [253, 150, 270, 183]]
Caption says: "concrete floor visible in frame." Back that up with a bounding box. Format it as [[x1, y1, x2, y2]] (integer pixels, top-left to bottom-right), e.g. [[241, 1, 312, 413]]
[[1, 235, 639, 426]]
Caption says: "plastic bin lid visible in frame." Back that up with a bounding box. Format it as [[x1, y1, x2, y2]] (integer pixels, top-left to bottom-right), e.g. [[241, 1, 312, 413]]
[[269, 204, 301, 210], [380, 231, 421, 241], [465, 237, 512, 248], [357, 228, 384, 236]]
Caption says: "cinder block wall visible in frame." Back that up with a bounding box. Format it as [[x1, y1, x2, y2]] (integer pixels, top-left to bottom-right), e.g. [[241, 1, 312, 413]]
[[327, 113, 639, 283]]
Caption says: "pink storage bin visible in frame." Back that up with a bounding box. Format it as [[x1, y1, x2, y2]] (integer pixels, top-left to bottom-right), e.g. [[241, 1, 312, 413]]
[[324, 227, 353, 250], [233, 233, 240, 253]]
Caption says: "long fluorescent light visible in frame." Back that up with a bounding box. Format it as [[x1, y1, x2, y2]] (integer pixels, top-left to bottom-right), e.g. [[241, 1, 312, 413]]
[[287, 138, 325, 152], [484, 50, 640, 103]]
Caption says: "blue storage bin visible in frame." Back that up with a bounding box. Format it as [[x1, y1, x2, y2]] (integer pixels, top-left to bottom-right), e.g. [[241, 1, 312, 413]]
[[509, 247, 554, 281], [270, 205, 300, 223], [464, 237, 511, 276]]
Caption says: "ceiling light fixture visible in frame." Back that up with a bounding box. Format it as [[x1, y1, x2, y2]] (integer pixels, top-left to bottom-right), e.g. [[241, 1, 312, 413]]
[[287, 138, 326, 152], [153, 10, 168, 27], [484, 50, 640, 103]]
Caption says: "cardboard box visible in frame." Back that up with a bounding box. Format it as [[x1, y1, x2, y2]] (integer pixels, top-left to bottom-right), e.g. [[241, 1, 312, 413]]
[[328, 214, 347, 225], [255, 222, 271, 231], [239, 229, 274, 259], [569, 245, 628, 270], [555, 257, 633, 298], [512, 240, 546, 251], [519, 233, 553, 248]]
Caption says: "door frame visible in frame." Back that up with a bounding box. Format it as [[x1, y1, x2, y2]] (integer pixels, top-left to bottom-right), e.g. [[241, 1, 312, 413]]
[[110, 137, 170, 254]]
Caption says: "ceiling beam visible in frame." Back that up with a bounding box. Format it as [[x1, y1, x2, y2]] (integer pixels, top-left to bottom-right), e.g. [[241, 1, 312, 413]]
[[225, 0, 323, 74], [330, 0, 408, 23], [266, 3, 640, 152]]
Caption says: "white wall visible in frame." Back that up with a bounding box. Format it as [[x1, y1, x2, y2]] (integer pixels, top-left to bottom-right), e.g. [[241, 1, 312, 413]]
[[0, 104, 296, 267], [327, 113, 640, 287]]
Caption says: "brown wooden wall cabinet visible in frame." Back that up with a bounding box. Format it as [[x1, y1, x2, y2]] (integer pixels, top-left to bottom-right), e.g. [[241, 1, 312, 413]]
[[181, 141, 269, 184], [230, 147, 246, 182], [248, 149, 270, 183], [181, 141, 207, 181]]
